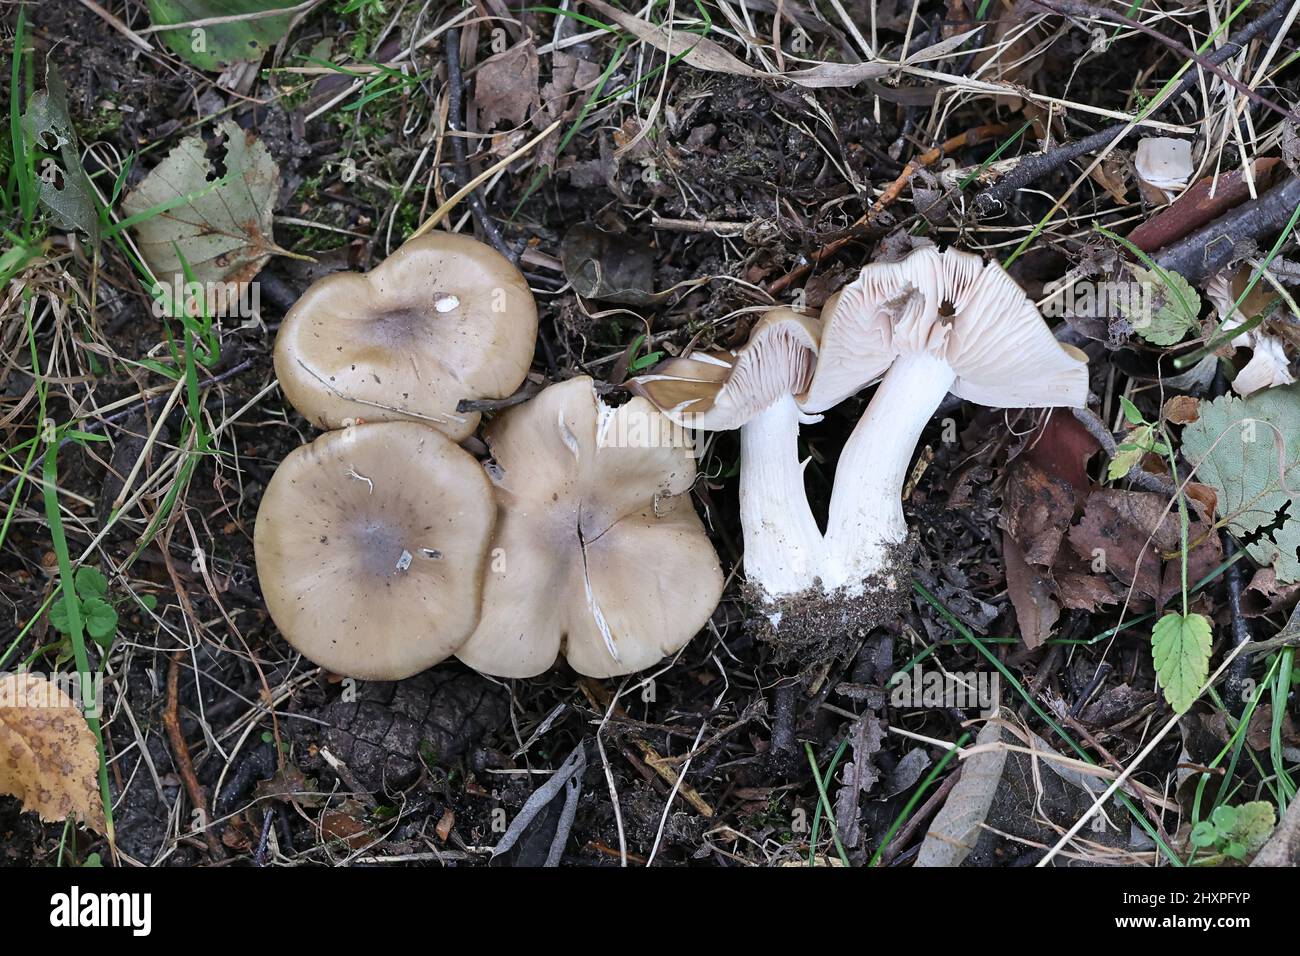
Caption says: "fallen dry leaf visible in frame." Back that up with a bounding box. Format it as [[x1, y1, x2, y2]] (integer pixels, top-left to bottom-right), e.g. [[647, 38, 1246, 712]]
[[474, 39, 540, 130], [122, 119, 286, 314], [1067, 489, 1223, 607], [0, 673, 105, 831], [1003, 530, 1060, 649]]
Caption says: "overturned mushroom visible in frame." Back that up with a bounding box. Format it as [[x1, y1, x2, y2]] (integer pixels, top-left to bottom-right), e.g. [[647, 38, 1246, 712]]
[[254, 421, 496, 680], [805, 245, 1089, 601], [455, 377, 723, 678], [1204, 269, 1295, 396], [274, 233, 537, 440], [1135, 137, 1193, 203], [629, 309, 823, 599]]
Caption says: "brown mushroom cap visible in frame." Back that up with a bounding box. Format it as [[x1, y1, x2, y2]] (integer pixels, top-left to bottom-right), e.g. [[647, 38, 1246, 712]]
[[254, 421, 495, 680], [628, 308, 820, 429], [455, 377, 723, 678], [274, 233, 537, 441]]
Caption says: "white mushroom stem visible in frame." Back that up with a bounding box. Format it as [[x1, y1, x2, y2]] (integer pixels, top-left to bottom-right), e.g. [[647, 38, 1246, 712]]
[[821, 351, 956, 594], [739, 392, 826, 597]]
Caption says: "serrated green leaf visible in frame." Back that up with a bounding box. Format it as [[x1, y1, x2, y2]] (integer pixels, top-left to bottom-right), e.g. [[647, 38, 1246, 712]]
[[74, 566, 108, 600], [1151, 611, 1211, 714], [1227, 801, 1276, 855], [1126, 266, 1202, 346], [1180, 383, 1300, 582], [81, 598, 118, 644], [145, 1, 301, 72]]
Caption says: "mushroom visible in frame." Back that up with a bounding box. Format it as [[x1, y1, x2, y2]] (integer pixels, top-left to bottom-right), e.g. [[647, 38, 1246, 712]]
[[804, 245, 1089, 598], [628, 308, 824, 599], [274, 233, 537, 441], [454, 376, 723, 678], [254, 420, 496, 680], [1204, 270, 1295, 396], [1134, 137, 1193, 203]]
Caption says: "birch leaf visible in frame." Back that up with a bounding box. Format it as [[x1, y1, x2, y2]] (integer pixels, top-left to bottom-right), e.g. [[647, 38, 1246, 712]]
[[122, 119, 286, 309], [0, 673, 105, 831]]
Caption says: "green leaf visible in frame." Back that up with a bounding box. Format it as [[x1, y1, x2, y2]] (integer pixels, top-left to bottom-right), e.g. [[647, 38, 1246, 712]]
[[1108, 424, 1151, 481], [1119, 395, 1144, 426], [140, 594, 159, 611], [1189, 820, 1217, 847], [1210, 804, 1238, 831], [1151, 611, 1212, 714], [1227, 801, 1276, 856], [48, 598, 72, 635], [1180, 383, 1300, 583], [81, 598, 118, 645], [145, 1, 301, 72], [1125, 265, 1202, 346], [74, 566, 108, 600]]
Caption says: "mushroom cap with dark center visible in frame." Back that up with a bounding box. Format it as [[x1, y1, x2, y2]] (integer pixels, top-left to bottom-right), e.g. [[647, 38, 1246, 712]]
[[804, 245, 1089, 412], [628, 308, 820, 430], [254, 421, 495, 680], [455, 377, 724, 678], [274, 232, 537, 440]]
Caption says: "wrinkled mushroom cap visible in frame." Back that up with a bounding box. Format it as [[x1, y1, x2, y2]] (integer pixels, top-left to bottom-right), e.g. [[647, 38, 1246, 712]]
[[804, 245, 1089, 412], [455, 376, 724, 678], [254, 421, 496, 680], [627, 308, 820, 430], [274, 233, 538, 441]]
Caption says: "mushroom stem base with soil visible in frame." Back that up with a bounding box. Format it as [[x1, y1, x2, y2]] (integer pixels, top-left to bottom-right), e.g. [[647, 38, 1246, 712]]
[[822, 350, 956, 594], [738, 392, 825, 598]]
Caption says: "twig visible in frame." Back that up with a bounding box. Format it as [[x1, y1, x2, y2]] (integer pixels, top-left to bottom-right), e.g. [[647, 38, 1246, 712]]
[[164, 649, 226, 860], [1068, 406, 1178, 496], [1220, 532, 1255, 714], [768, 123, 1009, 295], [972, 0, 1294, 216], [1154, 175, 1300, 285], [1030, 0, 1297, 123], [443, 26, 515, 262], [874, 765, 961, 866]]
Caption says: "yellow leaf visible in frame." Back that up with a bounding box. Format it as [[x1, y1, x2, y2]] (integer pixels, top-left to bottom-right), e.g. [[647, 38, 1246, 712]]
[[0, 673, 105, 832]]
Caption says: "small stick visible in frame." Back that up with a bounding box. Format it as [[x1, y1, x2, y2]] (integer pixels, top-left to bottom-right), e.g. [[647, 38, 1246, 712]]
[[767, 123, 1009, 296], [442, 26, 515, 262], [972, 0, 1294, 216]]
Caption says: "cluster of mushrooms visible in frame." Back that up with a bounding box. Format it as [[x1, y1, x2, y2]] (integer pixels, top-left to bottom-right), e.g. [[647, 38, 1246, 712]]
[[254, 233, 723, 681], [256, 233, 1093, 681], [630, 244, 1091, 633]]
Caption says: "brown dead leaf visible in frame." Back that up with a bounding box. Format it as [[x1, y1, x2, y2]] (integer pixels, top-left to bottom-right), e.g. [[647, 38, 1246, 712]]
[[474, 39, 540, 130], [0, 673, 105, 831], [1241, 566, 1300, 616], [1023, 411, 1101, 495], [1002, 459, 1076, 566], [1003, 531, 1060, 649], [1162, 394, 1201, 425], [1067, 489, 1223, 607]]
